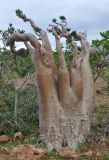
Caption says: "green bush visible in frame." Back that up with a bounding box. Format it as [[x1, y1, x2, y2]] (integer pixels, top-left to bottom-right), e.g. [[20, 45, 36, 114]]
[[0, 83, 39, 136]]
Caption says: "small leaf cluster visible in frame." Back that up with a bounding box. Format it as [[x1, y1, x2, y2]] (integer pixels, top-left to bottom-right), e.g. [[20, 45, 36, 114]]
[[16, 9, 27, 22], [8, 24, 25, 34]]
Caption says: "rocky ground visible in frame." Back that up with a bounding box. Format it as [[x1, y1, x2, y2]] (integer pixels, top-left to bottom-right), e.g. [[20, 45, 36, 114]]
[[0, 78, 109, 160]]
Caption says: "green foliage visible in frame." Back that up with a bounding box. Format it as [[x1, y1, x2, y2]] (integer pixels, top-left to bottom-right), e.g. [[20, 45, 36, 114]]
[[70, 31, 80, 40], [8, 23, 25, 34], [34, 27, 41, 33], [52, 18, 57, 23], [77, 143, 88, 152], [91, 30, 109, 81], [8, 23, 15, 34], [0, 83, 39, 136], [52, 16, 66, 24], [2, 84, 15, 110], [0, 47, 34, 78], [17, 86, 39, 127], [51, 16, 79, 43], [0, 40, 37, 136], [16, 9, 41, 35], [59, 16, 66, 23], [94, 104, 109, 126], [16, 9, 23, 17], [0, 111, 15, 135], [103, 151, 109, 159], [0, 98, 8, 112], [13, 55, 34, 77], [86, 104, 109, 144], [47, 151, 62, 160], [16, 9, 27, 22], [100, 30, 109, 39]]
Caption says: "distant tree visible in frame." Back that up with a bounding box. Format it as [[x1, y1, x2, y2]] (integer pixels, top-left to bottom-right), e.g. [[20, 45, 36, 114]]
[[6, 10, 95, 151], [0, 28, 34, 130], [91, 31, 109, 81]]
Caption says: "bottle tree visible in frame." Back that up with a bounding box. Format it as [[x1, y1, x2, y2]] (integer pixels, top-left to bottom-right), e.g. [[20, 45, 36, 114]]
[[6, 10, 95, 150]]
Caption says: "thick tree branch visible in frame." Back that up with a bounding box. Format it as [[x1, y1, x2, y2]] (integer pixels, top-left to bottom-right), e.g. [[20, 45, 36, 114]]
[[49, 19, 69, 38], [16, 10, 53, 53], [56, 38, 67, 70], [6, 32, 40, 49], [16, 10, 41, 32], [40, 30, 57, 77], [16, 10, 57, 76], [77, 32, 90, 58], [24, 41, 34, 55], [16, 10, 58, 77], [40, 30, 53, 52], [48, 27, 71, 109], [49, 27, 67, 70]]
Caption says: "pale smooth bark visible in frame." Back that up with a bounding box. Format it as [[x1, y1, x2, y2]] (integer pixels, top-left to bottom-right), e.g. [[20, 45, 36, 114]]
[[7, 17, 95, 151]]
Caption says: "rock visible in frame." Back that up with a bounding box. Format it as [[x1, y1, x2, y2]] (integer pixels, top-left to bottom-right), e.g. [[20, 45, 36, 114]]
[[10, 144, 46, 160], [0, 147, 9, 155], [59, 148, 78, 160], [0, 135, 10, 142], [13, 132, 23, 143], [0, 154, 9, 160], [59, 148, 93, 159], [80, 150, 93, 157], [0, 147, 10, 160]]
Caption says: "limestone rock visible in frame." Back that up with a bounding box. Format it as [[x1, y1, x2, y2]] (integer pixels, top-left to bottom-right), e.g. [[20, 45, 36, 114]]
[[80, 150, 93, 157], [13, 132, 23, 144], [10, 144, 46, 160], [0, 135, 10, 142], [0, 147, 10, 160], [59, 148, 93, 159], [0, 147, 9, 155], [59, 148, 78, 160], [0, 154, 9, 160]]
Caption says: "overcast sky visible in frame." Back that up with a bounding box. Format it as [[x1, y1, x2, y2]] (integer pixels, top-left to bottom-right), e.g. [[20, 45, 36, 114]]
[[0, 0, 109, 48]]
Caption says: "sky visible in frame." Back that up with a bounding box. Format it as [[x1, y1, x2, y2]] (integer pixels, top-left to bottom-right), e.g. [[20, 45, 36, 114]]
[[0, 0, 109, 48]]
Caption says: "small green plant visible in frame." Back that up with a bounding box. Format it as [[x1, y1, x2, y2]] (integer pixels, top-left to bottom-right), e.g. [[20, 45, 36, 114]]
[[103, 151, 109, 159], [47, 151, 62, 160], [77, 143, 88, 152]]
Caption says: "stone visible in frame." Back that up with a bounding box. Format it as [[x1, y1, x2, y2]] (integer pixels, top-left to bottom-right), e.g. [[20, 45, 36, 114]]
[[10, 144, 46, 160], [0, 147, 10, 160], [13, 132, 23, 144], [0, 147, 9, 155], [59, 148, 78, 160], [0, 135, 10, 142], [80, 150, 93, 157]]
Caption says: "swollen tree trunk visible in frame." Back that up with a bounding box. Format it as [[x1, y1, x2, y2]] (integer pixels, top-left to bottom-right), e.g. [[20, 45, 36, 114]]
[[7, 12, 95, 151]]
